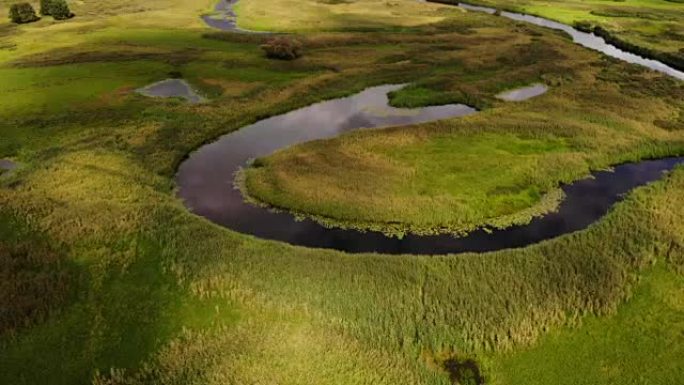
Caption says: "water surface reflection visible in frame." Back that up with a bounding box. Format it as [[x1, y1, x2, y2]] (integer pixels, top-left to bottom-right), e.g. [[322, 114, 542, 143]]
[[137, 79, 204, 103], [496, 84, 548, 101]]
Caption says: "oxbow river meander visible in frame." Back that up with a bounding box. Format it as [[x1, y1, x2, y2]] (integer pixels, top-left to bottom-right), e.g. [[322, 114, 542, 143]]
[[176, 1, 684, 255]]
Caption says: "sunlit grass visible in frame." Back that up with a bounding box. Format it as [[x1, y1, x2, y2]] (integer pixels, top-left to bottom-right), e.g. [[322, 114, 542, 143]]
[[484, 265, 684, 385], [234, 0, 456, 32]]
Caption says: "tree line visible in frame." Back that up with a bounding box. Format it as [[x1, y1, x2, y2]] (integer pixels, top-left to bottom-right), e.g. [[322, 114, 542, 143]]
[[9, 0, 72, 24]]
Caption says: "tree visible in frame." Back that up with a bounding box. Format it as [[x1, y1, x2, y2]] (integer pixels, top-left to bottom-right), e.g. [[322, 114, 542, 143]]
[[39, 0, 52, 15], [8, 3, 39, 24], [49, 0, 73, 20], [260, 37, 303, 61]]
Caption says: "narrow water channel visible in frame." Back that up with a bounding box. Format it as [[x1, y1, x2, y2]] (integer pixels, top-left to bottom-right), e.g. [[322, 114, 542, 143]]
[[450, 2, 684, 80], [201, 0, 267, 33]]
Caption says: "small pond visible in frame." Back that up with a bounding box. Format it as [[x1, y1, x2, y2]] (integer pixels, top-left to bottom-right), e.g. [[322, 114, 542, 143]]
[[0, 159, 17, 172], [136, 79, 204, 103], [496, 84, 548, 101]]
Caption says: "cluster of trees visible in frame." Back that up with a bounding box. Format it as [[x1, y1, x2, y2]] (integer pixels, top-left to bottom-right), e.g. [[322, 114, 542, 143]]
[[8, 0, 72, 24]]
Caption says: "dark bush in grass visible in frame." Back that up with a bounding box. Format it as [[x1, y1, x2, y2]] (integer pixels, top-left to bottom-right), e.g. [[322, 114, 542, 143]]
[[39, 0, 51, 15], [8, 3, 39, 24], [49, 0, 73, 20], [260, 36, 303, 60], [573, 20, 593, 32], [443, 357, 484, 385]]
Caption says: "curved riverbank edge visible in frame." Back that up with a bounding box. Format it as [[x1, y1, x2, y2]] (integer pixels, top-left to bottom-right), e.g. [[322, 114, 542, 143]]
[[177, 1, 684, 254], [576, 24, 684, 74], [428, 0, 684, 80], [176, 82, 684, 254], [237, 167, 566, 238]]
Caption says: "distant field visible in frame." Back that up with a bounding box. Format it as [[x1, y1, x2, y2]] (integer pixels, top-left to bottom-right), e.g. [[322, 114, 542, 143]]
[[233, 0, 455, 31], [0, 1, 683, 385]]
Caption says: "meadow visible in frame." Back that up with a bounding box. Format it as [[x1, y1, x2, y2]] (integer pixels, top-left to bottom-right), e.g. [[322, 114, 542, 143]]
[[0, 0, 683, 384]]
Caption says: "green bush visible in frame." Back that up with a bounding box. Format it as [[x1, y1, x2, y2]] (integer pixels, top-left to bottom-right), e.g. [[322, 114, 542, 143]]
[[39, 0, 51, 15], [260, 36, 303, 60], [573, 20, 594, 33], [8, 2, 39, 24], [49, 0, 72, 20]]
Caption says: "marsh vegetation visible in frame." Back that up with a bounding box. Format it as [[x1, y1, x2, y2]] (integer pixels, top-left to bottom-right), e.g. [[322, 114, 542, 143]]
[[430, 0, 684, 72], [0, 0, 682, 384]]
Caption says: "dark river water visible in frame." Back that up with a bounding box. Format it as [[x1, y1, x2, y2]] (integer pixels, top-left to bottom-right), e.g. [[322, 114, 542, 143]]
[[176, 84, 684, 254]]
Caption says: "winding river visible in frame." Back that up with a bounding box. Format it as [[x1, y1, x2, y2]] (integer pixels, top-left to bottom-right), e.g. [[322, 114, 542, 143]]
[[201, 0, 268, 33], [451, 2, 684, 80], [179, 2, 684, 255], [201, 0, 240, 32]]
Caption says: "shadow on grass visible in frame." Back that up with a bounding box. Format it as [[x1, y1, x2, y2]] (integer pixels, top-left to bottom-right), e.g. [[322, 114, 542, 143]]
[[0, 217, 238, 385]]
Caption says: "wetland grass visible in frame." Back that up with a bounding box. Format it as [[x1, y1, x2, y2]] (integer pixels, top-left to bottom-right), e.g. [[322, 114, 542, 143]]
[[0, 0, 682, 384], [430, 0, 684, 72]]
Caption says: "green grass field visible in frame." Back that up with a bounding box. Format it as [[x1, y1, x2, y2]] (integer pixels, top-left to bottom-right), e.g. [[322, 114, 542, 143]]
[[485, 265, 684, 385], [0, 0, 683, 384]]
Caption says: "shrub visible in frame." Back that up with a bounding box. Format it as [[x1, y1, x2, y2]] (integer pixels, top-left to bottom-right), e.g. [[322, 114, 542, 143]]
[[8, 3, 39, 24], [443, 358, 484, 385], [573, 20, 594, 33], [260, 36, 303, 60], [39, 0, 51, 15], [49, 0, 73, 20]]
